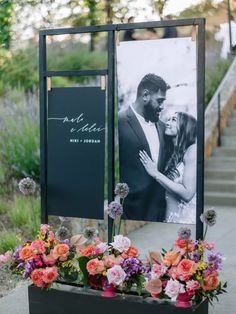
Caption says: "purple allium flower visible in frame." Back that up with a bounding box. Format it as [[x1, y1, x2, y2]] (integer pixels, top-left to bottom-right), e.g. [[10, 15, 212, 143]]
[[114, 183, 129, 198], [121, 257, 142, 280], [60, 239, 70, 245], [178, 227, 191, 240], [200, 209, 217, 226], [83, 227, 99, 240], [19, 177, 36, 195], [107, 201, 123, 219]]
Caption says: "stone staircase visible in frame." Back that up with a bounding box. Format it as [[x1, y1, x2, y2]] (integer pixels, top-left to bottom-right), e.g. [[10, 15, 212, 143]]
[[205, 108, 236, 206]]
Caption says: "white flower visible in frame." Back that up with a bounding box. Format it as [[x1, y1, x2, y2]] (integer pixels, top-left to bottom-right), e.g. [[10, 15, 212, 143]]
[[164, 279, 185, 301], [111, 235, 131, 253], [107, 265, 126, 286]]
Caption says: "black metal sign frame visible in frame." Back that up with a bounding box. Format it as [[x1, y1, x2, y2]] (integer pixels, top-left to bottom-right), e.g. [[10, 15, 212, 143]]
[[39, 18, 205, 241]]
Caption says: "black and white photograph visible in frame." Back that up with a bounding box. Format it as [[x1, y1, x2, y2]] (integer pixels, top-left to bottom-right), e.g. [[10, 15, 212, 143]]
[[117, 37, 197, 224]]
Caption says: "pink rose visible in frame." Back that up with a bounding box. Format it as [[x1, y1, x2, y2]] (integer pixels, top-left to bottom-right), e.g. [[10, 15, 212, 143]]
[[0, 251, 12, 263], [151, 263, 167, 279], [203, 241, 215, 251], [86, 258, 105, 275], [31, 240, 46, 254], [164, 279, 185, 301], [107, 265, 126, 286], [52, 244, 69, 261], [176, 259, 197, 281], [95, 242, 108, 255], [42, 254, 57, 266], [186, 280, 200, 295], [111, 235, 131, 253], [144, 278, 162, 295], [42, 266, 58, 284], [103, 255, 116, 268], [167, 267, 178, 279]]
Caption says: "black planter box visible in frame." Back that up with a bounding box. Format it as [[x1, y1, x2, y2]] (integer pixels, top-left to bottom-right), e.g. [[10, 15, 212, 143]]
[[28, 284, 208, 314]]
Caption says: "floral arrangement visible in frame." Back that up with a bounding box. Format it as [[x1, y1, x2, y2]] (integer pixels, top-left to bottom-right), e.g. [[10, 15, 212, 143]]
[[143, 222, 227, 306], [8, 224, 79, 289], [0, 182, 227, 308]]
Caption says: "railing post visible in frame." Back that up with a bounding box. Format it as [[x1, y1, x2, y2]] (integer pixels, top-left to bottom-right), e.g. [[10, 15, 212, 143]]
[[217, 93, 221, 146]]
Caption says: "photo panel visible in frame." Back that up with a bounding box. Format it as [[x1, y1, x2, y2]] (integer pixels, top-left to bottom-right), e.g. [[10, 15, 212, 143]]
[[117, 37, 198, 224]]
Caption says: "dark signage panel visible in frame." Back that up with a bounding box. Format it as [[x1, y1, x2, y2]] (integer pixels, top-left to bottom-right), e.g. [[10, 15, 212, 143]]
[[47, 87, 105, 219]]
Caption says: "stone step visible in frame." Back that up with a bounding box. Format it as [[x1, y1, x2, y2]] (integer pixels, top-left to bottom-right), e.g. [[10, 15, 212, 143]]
[[223, 127, 236, 136], [228, 118, 236, 127], [205, 169, 236, 180], [204, 191, 236, 206], [204, 180, 236, 193], [221, 136, 236, 147], [207, 156, 236, 168], [212, 147, 236, 157]]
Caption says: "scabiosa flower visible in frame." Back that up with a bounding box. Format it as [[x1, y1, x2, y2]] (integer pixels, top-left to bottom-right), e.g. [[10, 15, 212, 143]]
[[207, 252, 224, 271], [83, 227, 99, 240], [19, 177, 36, 195], [114, 183, 129, 198], [178, 227, 192, 240], [55, 226, 70, 240], [200, 209, 217, 226], [107, 201, 123, 219], [121, 257, 142, 280]]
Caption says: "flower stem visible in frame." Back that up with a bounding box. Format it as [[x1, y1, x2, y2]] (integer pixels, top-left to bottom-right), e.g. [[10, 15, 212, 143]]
[[203, 225, 208, 241]]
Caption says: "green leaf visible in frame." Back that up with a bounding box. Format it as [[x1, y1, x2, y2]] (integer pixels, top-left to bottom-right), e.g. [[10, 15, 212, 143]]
[[78, 256, 89, 286]]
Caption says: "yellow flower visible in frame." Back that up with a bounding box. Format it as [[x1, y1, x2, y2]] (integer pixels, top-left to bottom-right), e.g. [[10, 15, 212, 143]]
[[102, 271, 107, 276]]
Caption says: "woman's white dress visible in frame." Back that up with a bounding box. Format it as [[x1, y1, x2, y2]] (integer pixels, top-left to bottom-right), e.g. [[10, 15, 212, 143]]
[[165, 162, 196, 224]]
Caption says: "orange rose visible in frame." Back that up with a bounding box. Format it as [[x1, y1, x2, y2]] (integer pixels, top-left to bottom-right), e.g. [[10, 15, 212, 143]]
[[19, 246, 34, 260], [176, 259, 197, 281], [122, 246, 139, 258], [175, 239, 194, 254], [163, 251, 181, 267], [79, 245, 96, 257], [144, 278, 162, 295], [52, 244, 69, 261], [202, 273, 219, 291]]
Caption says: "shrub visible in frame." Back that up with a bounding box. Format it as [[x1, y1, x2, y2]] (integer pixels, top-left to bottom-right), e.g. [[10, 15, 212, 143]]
[[205, 58, 231, 105], [0, 231, 21, 254], [0, 91, 40, 181]]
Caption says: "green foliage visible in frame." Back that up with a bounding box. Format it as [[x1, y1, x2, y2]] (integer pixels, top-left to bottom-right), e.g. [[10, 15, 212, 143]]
[[0, 92, 40, 181], [0, 231, 21, 254], [78, 256, 90, 286], [205, 59, 231, 105], [0, 47, 38, 92], [0, 198, 9, 215], [0, 0, 13, 49], [8, 195, 40, 236]]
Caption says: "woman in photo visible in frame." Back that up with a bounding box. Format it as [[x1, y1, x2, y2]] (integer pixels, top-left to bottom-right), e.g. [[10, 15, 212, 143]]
[[139, 112, 197, 224]]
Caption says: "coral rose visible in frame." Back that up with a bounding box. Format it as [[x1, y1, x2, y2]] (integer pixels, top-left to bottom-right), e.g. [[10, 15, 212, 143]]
[[31, 269, 45, 288], [176, 259, 197, 281], [163, 251, 181, 267], [202, 272, 219, 291], [19, 246, 34, 260], [42, 254, 57, 266], [175, 239, 193, 254], [103, 255, 116, 268], [144, 278, 162, 295], [42, 266, 58, 284], [122, 246, 139, 258], [86, 258, 105, 275], [52, 244, 69, 261]]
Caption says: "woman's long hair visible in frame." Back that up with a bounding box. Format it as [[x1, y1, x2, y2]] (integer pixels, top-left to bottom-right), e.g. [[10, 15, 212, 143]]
[[164, 112, 197, 180]]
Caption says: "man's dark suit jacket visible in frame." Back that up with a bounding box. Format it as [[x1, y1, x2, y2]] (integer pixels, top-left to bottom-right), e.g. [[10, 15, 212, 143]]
[[118, 106, 166, 222]]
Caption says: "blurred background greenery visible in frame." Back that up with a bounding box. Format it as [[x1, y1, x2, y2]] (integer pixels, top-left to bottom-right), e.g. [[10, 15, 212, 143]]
[[0, 0, 235, 250]]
